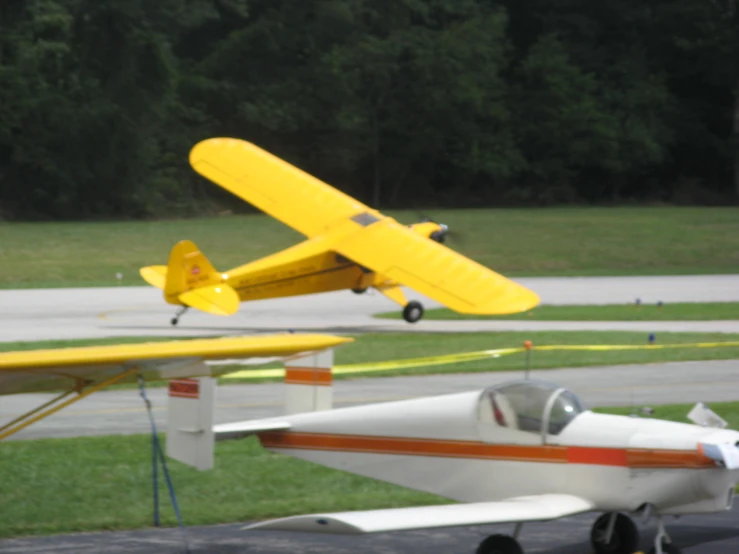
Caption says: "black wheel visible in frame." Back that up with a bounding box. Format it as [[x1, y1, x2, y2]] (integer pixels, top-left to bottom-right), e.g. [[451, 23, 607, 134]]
[[402, 301, 424, 323], [476, 534, 523, 554], [171, 317, 178, 326], [351, 287, 368, 294], [648, 543, 681, 554], [590, 512, 639, 554]]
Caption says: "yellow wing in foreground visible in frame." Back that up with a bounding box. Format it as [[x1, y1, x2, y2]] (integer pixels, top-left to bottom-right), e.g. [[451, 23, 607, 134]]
[[334, 219, 540, 314], [190, 138, 370, 238], [0, 335, 352, 395]]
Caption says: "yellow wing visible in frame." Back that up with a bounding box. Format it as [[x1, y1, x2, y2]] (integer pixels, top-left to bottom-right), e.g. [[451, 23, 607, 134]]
[[334, 219, 540, 314], [0, 334, 353, 395], [190, 138, 372, 237]]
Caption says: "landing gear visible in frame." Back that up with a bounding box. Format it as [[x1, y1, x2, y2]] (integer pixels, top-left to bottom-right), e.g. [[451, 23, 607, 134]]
[[402, 301, 424, 323], [476, 534, 523, 554], [590, 512, 639, 554], [171, 306, 189, 326], [351, 287, 368, 294], [646, 517, 680, 554]]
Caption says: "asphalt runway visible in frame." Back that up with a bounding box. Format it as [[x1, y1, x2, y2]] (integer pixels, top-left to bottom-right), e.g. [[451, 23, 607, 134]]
[[2, 275, 739, 342], [2, 503, 739, 553]]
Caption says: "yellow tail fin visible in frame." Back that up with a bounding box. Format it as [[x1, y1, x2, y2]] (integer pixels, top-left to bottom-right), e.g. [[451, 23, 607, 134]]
[[164, 240, 239, 316]]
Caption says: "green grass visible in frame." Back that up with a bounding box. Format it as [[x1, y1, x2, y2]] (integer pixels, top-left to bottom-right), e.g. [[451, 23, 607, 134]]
[[376, 302, 739, 321], [5, 332, 739, 387], [0, 434, 444, 538], [2, 207, 739, 288], [3, 400, 738, 538]]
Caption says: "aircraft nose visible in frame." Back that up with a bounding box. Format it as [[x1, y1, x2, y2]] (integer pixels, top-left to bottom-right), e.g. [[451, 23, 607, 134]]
[[700, 440, 739, 469]]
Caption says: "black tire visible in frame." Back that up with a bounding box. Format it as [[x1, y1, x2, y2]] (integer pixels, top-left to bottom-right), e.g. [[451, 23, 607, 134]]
[[170, 317, 178, 326], [351, 287, 368, 294], [476, 534, 523, 554], [647, 543, 681, 554], [402, 301, 424, 323], [590, 512, 640, 554]]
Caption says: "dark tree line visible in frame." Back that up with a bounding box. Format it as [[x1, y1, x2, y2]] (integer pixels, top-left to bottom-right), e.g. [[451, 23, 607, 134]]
[[1, 0, 738, 219]]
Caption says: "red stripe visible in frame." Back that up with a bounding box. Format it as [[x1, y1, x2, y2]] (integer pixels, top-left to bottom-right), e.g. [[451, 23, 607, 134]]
[[169, 378, 200, 399], [567, 446, 628, 466]]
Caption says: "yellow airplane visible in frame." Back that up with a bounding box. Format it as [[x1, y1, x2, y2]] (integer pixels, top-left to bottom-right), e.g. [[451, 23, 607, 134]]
[[141, 138, 540, 325], [0, 333, 351, 441]]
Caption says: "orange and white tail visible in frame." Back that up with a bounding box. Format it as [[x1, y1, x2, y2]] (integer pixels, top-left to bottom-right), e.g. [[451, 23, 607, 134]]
[[140, 240, 239, 316]]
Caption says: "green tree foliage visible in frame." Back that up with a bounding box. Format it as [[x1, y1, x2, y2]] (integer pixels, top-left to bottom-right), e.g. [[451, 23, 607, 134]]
[[0, 0, 737, 219]]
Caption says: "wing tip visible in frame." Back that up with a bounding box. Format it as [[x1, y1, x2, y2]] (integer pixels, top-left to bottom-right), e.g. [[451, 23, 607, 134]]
[[190, 137, 255, 164]]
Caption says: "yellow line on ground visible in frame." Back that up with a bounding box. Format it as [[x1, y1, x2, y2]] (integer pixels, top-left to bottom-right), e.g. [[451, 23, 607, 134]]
[[220, 341, 739, 380]]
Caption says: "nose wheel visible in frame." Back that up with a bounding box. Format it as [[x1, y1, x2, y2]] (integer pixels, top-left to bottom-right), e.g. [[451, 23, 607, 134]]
[[476, 534, 523, 554], [646, 517, 681, 554], [402, 301, 424, 323]]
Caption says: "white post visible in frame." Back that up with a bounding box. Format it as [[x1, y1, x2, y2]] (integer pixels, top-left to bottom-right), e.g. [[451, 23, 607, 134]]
[[166, 377, 215, 470], [284, 349, 333, 415]]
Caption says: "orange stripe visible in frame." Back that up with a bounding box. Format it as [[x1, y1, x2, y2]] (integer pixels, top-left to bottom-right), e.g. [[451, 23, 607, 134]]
[[259, 431, 715, 469], [260, 432, 568, 462], [284, 367, 332, 386], [568, 446, 628, 466], [627, 449, 715, 469]]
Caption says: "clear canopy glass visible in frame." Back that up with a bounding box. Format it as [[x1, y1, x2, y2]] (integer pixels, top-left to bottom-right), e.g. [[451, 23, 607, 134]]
[[478, 380, 585, 435]]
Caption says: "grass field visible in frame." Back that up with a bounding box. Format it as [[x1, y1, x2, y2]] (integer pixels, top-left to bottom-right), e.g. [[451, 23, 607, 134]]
[[376, 302, 739, 321], [2, 207, 739, 288], [4, 332, 739, 385], [3, 400, 738, 538]]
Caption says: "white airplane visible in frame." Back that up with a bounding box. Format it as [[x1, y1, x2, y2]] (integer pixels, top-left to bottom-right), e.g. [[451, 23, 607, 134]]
[[210, 374, 739, 554]]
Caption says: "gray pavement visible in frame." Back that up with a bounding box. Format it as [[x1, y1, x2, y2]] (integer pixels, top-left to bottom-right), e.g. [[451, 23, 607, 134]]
[[2, 275, 739, 342], [4, 359, 739, 440], [1, 504, 738, 553]]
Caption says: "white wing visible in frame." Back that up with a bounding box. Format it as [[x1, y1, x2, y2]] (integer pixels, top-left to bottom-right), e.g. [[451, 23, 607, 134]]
[[214, 418, 291, 441], [245, 494, 593, 534]]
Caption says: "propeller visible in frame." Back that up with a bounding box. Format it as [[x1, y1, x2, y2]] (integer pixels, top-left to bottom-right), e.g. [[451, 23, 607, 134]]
[[416, 212, 465, 246]]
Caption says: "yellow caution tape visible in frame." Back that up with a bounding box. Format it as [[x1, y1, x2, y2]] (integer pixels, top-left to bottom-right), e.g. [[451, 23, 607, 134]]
[[219, 341, 739, 380]]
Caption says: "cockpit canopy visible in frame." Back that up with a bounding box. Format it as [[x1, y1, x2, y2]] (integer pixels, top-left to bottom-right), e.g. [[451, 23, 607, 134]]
[[477, 380, 585, 436]]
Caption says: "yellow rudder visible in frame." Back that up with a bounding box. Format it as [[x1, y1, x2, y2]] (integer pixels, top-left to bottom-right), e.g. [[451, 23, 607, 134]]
[[164, 240, 239, 316]]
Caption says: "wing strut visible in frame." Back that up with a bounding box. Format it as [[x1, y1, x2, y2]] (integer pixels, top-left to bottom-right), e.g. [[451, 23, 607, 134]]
[[0, 368, 139, 440]]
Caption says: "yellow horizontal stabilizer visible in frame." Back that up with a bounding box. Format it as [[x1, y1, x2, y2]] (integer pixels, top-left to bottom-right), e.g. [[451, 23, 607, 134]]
[[140, 265, 167, 289], [334, 219, 540, 315], [190, 138, 372, 237], [179, 284, 240, 316], [0, 334, 353, 395]]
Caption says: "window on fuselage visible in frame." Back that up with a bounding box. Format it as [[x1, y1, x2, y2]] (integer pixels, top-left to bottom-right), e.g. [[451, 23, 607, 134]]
[[479, 380, 584, 435], [546, 390, 584, 435]]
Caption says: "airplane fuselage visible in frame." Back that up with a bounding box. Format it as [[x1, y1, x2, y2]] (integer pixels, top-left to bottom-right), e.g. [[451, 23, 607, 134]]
[[256, 388, 739, 516], [216, 221, 442, 303]]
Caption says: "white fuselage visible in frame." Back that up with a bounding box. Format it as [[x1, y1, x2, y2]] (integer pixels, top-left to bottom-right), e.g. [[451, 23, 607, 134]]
[[257, 389, 739, 515]]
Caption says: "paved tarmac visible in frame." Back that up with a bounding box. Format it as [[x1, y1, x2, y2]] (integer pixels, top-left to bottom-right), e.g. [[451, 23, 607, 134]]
[[4, 359, 739, 440], [2, 504, 738, 553], [2, 275, 739, 342]]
